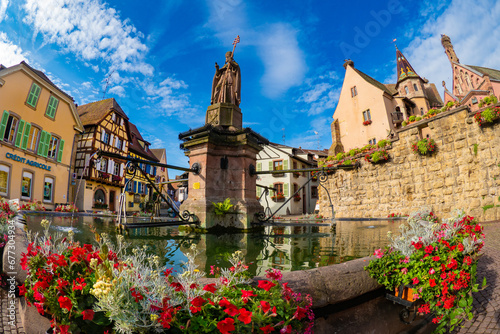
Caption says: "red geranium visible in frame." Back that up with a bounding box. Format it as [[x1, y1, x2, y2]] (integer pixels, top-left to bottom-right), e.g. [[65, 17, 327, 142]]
[[217, 318, 235, 334], [58, 296, 73, 312], [257, 280, 276, 292], [82, 309, 94, 321], [238, 308, 253, 324]]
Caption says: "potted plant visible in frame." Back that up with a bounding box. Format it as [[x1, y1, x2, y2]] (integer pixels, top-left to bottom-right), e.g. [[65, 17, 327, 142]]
[[411, 138, 437, 156], [365, 209, 485, 334], [293, 171, 301, 178], [363, 120, 372, 125], [293, 194, 301, 201]]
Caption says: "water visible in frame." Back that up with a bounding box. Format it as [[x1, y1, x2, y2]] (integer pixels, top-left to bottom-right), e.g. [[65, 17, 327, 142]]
[[24, 214, 403, 277]]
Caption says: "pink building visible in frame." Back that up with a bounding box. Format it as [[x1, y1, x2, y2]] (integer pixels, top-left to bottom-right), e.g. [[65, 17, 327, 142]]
[[441, 34, 500, 111]]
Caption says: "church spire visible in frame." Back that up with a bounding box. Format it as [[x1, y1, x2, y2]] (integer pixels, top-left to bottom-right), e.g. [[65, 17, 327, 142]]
[[441, 34, 459, 64], [396, 47, 420, 83]]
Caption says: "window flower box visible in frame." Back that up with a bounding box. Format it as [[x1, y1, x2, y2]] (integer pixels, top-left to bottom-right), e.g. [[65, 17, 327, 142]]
[[112, 175, 122, 182], [293, 194, 301, 201], [363, 120, 372, 125], [293, 172, 300, 178], [271, 193, 285, 202], [364, 149, 389, 164], [98, 171, 110, 179]]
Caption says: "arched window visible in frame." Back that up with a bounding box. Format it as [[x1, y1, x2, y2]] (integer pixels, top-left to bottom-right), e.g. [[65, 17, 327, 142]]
[[420, 108, 424, 115], [404, 86, 409, 95], [94, 189, 106, 206], [465, 72, 472, 88], [413, 83, 419, 92]]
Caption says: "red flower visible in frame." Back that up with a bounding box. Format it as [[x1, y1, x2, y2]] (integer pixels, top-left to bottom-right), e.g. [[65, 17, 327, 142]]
[[432, 256, 440, 261], [18, 284, 26, 296], [257, 280, 276, 292], [412, 241, 423, 250], [190, 296, 206, 314], [418, 303, 431, 314], [281, 324, 292, 333], [131, 288, 144, 302], [238, 308, 253, 324], [241, 289, 257, 303], [34, 302, 44, 315], [203, 283, 217, 293], [58, 296, 73, 312], [447, 258, 458, 270], [58, 325, 70, 334], [294, 306, 308, 320], [424, 245, 434, 254], [443, 296, 455, 309], [73, 277, 87, 291], [56, 278, 69, 291], [217, 318, 235, 334], [259, 300, 271, 313], [82, 309, 94, 321], [170, 282, 184, 292], [260, 325, 274, 334], [412, 277, 419, 285], [429, 279, 436, 287]]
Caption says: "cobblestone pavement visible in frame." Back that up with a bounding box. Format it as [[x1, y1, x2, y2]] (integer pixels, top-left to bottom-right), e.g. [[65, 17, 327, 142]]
[[0, 289, 26, 334], [452, 220, 500, 334]]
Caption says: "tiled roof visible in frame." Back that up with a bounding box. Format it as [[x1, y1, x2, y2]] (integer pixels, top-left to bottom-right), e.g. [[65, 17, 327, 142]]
[[128, 122, 159, 162], [353, 68, 393, 95], [150, 148, 165, 161], [384, 84, 398, 95], [467, 65, 500, 81], [425, 83, 444, 107], [396, 48, 420, 83], [77, 98, 129, 126]]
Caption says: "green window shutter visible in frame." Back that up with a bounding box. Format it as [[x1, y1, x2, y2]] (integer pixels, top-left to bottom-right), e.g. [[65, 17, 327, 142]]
[[43, 133, 51, 157], [21, 123, 31, 150], [57, 139, 65, 162], [269, 184, 274, 197], [284, 183, 289, 197], [37, 131, 46, 155], [257, 187, 261, 197], [27, 83, 41, 107], [268, 161, 273, 171], [0, 111, 10, 140], [46, 96, 59, 118], [14, 119, 25, 147], [284, 159, 289, 170], [257, 162, 262, 171]]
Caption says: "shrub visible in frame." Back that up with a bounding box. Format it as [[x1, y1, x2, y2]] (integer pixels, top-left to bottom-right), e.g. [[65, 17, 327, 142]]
[[412, 138, 437, 156], [408, 115, 416, 122], [415, 116, 422, 121]]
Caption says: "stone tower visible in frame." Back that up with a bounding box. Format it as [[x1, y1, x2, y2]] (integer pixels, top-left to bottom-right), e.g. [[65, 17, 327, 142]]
[[441, 34, 460, 64]]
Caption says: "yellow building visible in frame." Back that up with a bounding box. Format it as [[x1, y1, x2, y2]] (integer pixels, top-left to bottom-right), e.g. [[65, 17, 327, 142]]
[[124, 123, 159, 212], [330, 49, 443, 154], [0, 61, 84, 209], [74, 99, 129, 212]]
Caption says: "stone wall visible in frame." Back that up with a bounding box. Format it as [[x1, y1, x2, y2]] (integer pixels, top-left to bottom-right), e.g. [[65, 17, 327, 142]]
[[319, 105, 500, 221]]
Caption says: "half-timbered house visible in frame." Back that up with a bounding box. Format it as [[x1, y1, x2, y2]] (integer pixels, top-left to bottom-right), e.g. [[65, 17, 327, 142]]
[[124, 123, 159, 212], [0, 61, 84, 209], [74, 98, 129, 212]]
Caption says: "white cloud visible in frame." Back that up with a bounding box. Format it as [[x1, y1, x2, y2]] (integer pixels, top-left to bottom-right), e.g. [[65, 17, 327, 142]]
[[108, 85, 125, 97], [23, 0, 153, 76], [0, 32, 29, 66], [142, 76, 194, 118], [0, 0, 8, 22], [295, 71, 341, 116], [404, 0, 500, 97], [287, 117, 331, 150]]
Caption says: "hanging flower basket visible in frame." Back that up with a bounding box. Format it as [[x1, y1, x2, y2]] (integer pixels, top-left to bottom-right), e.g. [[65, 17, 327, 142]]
[[411, 138, 436, 156]]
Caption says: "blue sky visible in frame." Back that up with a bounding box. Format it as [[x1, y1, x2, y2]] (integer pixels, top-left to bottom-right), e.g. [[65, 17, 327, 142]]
[[1, 0, 500, 176]]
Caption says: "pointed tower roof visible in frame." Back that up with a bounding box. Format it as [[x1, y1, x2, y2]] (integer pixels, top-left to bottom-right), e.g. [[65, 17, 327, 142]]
[[396, 47, 420, 83]]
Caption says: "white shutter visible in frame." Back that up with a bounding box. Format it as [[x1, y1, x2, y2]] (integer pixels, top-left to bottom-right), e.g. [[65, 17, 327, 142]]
[[112, 113, 116, 122], [120, 163, 124, 177], [121, 118, 124, 126], [108, 160, 114, 173], [109, 134, 114, 147], [115, 136, 119, 148], [101, 129, 105, 142], [96, 159, 101, 171]]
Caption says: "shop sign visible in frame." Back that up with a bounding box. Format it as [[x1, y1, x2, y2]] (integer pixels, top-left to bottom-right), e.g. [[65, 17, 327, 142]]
[[5, 153, 52, 171]]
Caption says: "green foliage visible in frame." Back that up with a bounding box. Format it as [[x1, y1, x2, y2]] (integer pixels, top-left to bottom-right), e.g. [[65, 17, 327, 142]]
[[415, 116, 422, 121], [212, 198, 234, 215], [482, 204, 494, 212], [378, 139, 390, 148], [402, 121, 407, 127], [348, 148, 358, 157], [479, 94, 498, 107], [473, 144, 478, 156], [335, 152, 345, 160], [412, 138, 437, 156], [481, 108, 496, 123], [409, 115, 416, 122]]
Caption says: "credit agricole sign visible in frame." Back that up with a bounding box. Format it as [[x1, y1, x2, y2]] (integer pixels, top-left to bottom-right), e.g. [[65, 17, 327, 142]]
[[6, 153, 52, 171]]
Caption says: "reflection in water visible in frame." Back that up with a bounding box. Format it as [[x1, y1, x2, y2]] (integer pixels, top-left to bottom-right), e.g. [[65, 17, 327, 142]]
[[25, 215, 402, 276]]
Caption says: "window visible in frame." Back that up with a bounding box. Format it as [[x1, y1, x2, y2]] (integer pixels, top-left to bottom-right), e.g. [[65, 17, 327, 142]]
[[100, 158, 108, 172], [102, 131, 110, 144], [114, 162, 120, 175], [311, 186, 318, 199], [404, 86, 409, 95], [420, 108, 424, 115], [45, 96, 59, 118], [47, 135, 59, 160], [0, 112, 19, 144], [21, 171, 33, 199], [25, 125, 40, 152], [471, 97, 478, 104], [273, 160, 283, 171], [362, 109, 371, 121], [26, 82, 41, 108], [413, 84, 418, 92], [138, 182, 144, 194], [369, 138, 377, 145], [293, 183, 299, 194], [351, 86, 357, 97], [115, 115, 121, 124], [274, 183, 284, 195], [43, 177, 54, 202], [0, 164, 10, 196], [115, 137, 122, 150]]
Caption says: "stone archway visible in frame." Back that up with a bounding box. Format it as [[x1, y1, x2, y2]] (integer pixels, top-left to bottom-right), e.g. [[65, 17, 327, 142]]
[[93, 188, 106, 209]]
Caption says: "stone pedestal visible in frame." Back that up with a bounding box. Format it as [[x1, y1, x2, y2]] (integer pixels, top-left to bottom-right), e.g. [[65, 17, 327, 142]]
[[179, 127, 266, 230], [205, 103, 242, 129]]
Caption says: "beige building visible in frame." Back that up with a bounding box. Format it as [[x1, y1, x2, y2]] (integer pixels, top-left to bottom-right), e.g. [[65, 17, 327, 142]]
[[330, 49, 443, 154], [0, 62, 84, 209]]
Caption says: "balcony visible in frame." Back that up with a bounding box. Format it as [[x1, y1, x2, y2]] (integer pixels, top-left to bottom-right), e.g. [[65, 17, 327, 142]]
[[391, 111, 404, 124]]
